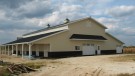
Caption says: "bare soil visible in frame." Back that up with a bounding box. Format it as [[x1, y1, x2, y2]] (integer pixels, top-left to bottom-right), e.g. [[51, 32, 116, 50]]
[[1, 54, 135, 76]]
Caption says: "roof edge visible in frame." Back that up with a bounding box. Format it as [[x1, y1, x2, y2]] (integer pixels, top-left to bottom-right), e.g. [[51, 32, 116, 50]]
[[65, 17, 107, 29], [106, 32, 124, 44], [89, 17, 108, 29]]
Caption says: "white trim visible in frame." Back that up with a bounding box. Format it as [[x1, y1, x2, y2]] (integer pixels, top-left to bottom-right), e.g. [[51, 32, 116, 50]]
[[31, 29, 68, 43]]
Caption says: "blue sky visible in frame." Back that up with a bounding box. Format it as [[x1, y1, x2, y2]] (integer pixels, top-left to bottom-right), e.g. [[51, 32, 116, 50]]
[[0, 0, 135, 46]]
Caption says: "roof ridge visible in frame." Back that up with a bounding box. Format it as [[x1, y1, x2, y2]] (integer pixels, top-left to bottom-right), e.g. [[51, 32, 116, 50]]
[[23, 23, 67, 36]]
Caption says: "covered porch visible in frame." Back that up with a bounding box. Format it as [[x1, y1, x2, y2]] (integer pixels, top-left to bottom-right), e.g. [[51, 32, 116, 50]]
[[0, 30, 61, 59], [0, 43, 50, 59]]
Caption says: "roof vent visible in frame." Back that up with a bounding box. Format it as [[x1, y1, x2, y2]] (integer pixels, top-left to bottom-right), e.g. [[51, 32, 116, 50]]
[[47, 24, 51, 28], [64, 18, 70, 24], [17, 37, 22, 40]]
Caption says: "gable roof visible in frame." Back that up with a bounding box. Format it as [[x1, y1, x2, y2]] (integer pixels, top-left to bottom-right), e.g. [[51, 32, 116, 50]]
[[5, 30, 64, 45], [23, 17, 107, 36], [70, 34, 107, 40]]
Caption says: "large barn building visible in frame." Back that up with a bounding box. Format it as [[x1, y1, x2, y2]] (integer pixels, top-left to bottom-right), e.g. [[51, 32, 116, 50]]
[[0, 17, 124, 59]]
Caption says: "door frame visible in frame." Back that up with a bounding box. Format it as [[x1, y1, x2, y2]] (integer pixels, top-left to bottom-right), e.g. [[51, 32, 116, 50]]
[[82, 44, 95, 55]]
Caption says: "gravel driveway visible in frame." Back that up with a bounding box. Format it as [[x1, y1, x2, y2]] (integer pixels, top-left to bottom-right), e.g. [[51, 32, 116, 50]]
[[22, 54, 135, 76]]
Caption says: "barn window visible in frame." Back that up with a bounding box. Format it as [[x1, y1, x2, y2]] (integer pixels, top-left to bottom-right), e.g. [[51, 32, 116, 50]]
[[75, 46, 80, 50]]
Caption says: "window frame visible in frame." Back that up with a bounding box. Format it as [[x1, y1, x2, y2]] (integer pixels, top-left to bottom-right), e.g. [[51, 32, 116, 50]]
[[75, 46, 80, 51]]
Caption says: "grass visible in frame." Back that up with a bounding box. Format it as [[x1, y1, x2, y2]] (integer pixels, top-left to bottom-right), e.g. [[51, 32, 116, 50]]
[[0, 67, 12, 76], [23, 62, 45, 69], [23, 60, 62, 69], [110, 54, 135, 62]]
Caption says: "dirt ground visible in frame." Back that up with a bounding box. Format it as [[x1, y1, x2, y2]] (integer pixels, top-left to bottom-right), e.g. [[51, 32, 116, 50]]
[[1, 54, 135, 76]]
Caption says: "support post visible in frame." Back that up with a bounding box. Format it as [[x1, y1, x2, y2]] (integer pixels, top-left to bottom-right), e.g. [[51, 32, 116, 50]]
[[8, 45, 9, 55], [5, 46, 6, 54], [12, 45, 14, 55], [22, 44, 24, 59], [2, 46, 4, 54], [16, 45, 18, 56], [1, 46, 2, 54], [29, 44, 31, 59]]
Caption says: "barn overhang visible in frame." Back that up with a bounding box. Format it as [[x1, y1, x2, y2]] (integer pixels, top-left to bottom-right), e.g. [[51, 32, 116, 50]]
[[70, 34, 107, 41]]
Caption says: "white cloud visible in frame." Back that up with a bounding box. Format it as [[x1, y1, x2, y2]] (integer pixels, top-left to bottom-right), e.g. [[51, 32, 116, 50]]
[[96, 17, 119, 29], [37, 3, 86, 27], [10, 0, 52, 18], [0, 30, 4, 33], [60, 3, 82, 12], [122, 27, 135, 35], [107, 5, 135, 17], [96, 17, 118, 23], [38, 11, 60, 26], [0, 10, 7, 20]]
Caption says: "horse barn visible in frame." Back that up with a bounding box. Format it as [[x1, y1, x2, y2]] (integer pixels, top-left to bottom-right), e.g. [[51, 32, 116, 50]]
[[0, 17, 124, 59]]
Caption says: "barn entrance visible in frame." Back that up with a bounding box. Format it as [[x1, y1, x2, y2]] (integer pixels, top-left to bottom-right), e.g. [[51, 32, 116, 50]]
[[39, 51, 44, 57], [82, 44, 95, 55], [116, 46, 123, 53]]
